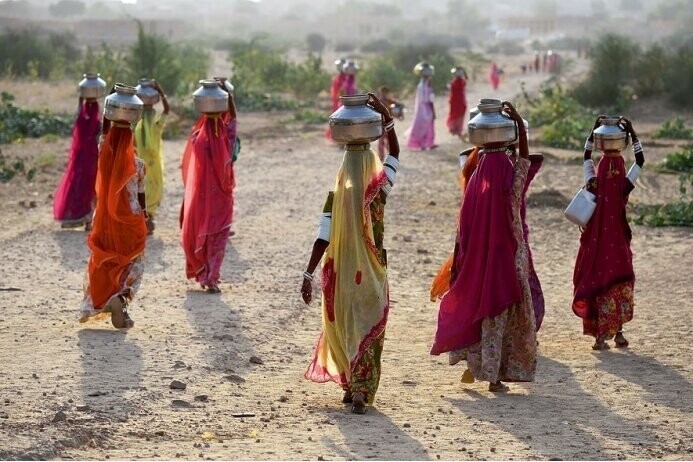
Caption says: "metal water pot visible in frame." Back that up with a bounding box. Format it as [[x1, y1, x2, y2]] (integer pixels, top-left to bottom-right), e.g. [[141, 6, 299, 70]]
[[414, 62, 434, 77], [593, 116, 629, 151], [212, 76, 234, 94], [451, 66, 466, 78], [334, 58, 346, 72], [193, 79, 229, 114], [389, 102, 405, 120], [135, 78, 160, 106], [343, 60, 359, 75], [78, 73, 106, 99], [329, 94, 383, 144], [104, 84, 143, 123], [468, 99, 518, 147]]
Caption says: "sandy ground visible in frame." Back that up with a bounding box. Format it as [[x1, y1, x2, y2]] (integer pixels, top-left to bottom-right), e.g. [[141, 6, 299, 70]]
[[0, 56, 692, 460]]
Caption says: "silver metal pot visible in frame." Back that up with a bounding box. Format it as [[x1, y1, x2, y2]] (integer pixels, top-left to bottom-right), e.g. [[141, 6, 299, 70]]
[[468, 98, 518, 148], [414, 62, 434, 77], [451, 66, 466, 78], [329, 94, 383, 144], [192, 79, 229, 114], [343, 60, 359, 75], [104, 84, 143, 123], [135, 78, 160, 106], [78, 73, 107, 99], [594, 116, 629, 152], [213, 76, 234, 94], [334, 58, 346, 72]]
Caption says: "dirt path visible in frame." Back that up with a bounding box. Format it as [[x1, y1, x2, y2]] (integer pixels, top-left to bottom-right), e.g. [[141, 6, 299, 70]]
[[0, 62, 691, 460]]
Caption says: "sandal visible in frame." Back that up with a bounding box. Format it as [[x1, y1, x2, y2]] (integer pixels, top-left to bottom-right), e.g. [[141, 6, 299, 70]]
[[615, 331, 629, 348], [489, 381, 509, 393], [109, 295, 134, 329], [342, 390, 353, 404], [351, 392, 367, 414], [592, 337, 610, 350]]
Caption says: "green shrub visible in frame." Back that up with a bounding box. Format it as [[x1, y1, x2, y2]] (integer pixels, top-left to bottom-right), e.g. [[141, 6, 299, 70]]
[[653, 117, 693, 140], [286, 54, 331, 100], [385, 43, 456, 92], [0, 29, 80, 78], [634, 44, 670, 98], [0, 92, 72, 144], [233, 88, 300, 112], [289, 109, 326, 125], [661, 44, 693, 107], [631, 201, 693, 227], [79, 44, 127, 87], [360, 57, 409, 96], [0, 156, 37, 182], [657, 147, 693, 172]]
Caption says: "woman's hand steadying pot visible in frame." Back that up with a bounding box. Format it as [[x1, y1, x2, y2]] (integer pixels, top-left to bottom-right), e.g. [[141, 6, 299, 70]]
[[501, 101, 523, 124], [619, 116, 637, 138], [301, 278, 312, 304], [367, 92, 393, 122]]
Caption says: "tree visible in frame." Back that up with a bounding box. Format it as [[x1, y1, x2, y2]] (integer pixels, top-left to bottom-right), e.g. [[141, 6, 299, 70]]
[[48, 0, 85, 17], [305, 33, 326, 55]]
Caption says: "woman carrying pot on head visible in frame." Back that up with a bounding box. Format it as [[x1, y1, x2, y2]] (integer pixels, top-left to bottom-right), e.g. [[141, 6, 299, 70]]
[[431, 100, 537, 393], [180, 80, 237, 294], [446, 66, 468, 138], [54, 74, 105, 231], [377, 85, 403, 159], [572, 116, 643, 350], [325, 59, 347, 141], [489, 62, 501, 91], [79, 84, 147, 329], [406, 63, 436, 150], [134, 79, 169, 235], [302, 93, 400, 415]]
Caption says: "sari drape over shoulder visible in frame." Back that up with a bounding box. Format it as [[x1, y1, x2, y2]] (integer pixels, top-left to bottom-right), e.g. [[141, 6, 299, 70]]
[[181, 114, 237, 287], [81, 126, 147, 319], [134, 108, 166, 216], [306, 148, 389, 403], [53, 101, 101, 224], [573, 155, 635, 339]]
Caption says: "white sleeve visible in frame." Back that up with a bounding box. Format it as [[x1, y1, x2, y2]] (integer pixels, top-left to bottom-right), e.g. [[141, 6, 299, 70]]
[[459, 154, 468, 169], [627, 163, 641, 185], [382, 155, 399, 196], [583, 159, 596, 184], [316, 213, 331, 242]]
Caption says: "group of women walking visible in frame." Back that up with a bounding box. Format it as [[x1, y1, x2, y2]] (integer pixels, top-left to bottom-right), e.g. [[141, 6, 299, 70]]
[[54, 63, 644, 416], [54, 78, 237, 327]]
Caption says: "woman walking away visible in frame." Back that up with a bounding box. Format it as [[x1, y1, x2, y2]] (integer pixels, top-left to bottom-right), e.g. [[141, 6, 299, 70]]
[[489, 62, 501, 91], [573, 116, 643, 350], [53, 89, 102, 230], [406, 63, 436, 150], [79, 84, 146, 329], [325, 59, 347, 141], [134, 79, 169, 235], [447, 67, 467, 138], [302, 93, 400, 414], [431, 100, 536, 392], [181, 81, 237, 294]]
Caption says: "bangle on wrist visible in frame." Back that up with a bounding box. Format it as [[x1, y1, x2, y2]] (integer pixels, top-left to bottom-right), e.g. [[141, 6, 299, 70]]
[[303, 271, 314, 282]]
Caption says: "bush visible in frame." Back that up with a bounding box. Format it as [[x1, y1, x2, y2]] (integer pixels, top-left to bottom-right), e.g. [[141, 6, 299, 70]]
[[572, 34, 638, 110], [360, 57, 409, 96], [233, 88, 300, 112], [661, 44, 693, 107], [79, 44, 127, 87], [631, 201, 693, 227], [657, 147, 693, 172], [653, 117, 693, 140], [289, 109, 326, 125], [0, 92, 72, 144], [634, 44, 669, 98], [382, 43, 456, 92], [286, 54, 331, 100], [0, 29, 79, 78]]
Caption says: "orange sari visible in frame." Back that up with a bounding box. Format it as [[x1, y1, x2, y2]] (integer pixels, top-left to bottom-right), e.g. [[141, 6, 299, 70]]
[[82, 126, 147, 317]]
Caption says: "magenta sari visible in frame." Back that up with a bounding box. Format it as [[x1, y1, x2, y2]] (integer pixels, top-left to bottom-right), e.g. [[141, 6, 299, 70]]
[[405, 79, 436, 150], [53, 101, 101, 224], [181, 115, 237, 287], [523, 159, 545, 330], [431, 151, 522, 354], [342, 74, 357, 96]]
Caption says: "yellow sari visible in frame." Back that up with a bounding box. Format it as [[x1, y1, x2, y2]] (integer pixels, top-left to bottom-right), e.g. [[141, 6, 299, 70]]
[[306, 146, 389, 403], [134, 108, 166, 216]]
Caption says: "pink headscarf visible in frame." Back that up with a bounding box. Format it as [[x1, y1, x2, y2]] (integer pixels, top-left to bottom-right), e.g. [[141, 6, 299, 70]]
[[431, 150, 522, 355]]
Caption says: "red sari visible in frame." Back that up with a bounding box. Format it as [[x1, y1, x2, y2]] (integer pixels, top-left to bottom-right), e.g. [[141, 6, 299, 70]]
[[181, 114, 237, 287], [573, 154, 635, 339], [53, 101, 101, 224], [446, 77, 467, 136], [325, 73, 346, 141]]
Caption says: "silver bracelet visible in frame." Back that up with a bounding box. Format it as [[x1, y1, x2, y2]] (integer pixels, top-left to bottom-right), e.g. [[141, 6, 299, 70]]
[[303, 271, 314, 282], [633, 140, 643, 154], [383, 120, 395, 132], [584, 139, 594, 151]]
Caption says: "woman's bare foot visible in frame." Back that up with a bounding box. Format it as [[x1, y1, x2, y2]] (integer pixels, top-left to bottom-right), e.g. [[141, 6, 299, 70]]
[[342, 390, 353, 404], [489, 381, 509, 393], [615, 331, 629, 348], [351, 392, 367, 414], [592, 337, 610, 350], [146, 216, 155, 236], [206, 284, 221, 294]]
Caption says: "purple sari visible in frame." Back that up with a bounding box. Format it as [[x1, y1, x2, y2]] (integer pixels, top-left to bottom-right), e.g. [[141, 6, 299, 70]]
[[405, 79, 436, 150]]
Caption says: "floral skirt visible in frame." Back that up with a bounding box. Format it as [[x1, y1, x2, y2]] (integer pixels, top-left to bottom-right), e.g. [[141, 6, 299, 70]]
[[349, 331, 385, 404], [582, 280, 634, 339]]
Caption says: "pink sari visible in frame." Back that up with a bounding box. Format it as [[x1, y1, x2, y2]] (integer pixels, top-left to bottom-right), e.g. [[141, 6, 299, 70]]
[[53, 101, 101, 223], [181, 115, 237, 287], [405, 79, 435, 150], [431, 151, 522, 355], [342, 74, 356, 96]]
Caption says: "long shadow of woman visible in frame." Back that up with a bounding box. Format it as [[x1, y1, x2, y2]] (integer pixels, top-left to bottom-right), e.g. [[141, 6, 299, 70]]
[[77, 329, 143, 420], [446, 356, 659, 460]]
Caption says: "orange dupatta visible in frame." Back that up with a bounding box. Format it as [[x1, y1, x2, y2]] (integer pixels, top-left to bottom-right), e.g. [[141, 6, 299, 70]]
[[86, 126, 147, 310]]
